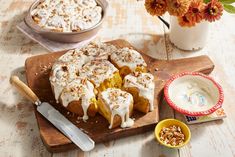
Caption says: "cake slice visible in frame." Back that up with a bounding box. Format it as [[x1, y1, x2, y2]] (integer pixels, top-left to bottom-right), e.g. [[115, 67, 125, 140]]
[[79, 60, 122, 94], [60, 78, 97, 121], [123, 72, 155, 113], [49, 61, 80, 103], [110, 47, 147, 78], [97, 88, 134, 129]]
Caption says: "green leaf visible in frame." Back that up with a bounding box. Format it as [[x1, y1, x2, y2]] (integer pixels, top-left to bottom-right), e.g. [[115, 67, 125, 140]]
[[204, 0, 211, 3], [220, 0, 235, 4], [224, 4, 235, 13]]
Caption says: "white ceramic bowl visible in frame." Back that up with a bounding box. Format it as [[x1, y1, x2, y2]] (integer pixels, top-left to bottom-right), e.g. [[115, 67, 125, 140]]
[[164, 72, 224, 116]]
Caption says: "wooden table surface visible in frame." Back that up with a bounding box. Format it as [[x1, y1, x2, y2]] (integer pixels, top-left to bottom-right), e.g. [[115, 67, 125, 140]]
[[0, 0, 235, 157]]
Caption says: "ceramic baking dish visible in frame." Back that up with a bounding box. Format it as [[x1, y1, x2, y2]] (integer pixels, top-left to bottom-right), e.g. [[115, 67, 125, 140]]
[[24, 0, 108, 43]]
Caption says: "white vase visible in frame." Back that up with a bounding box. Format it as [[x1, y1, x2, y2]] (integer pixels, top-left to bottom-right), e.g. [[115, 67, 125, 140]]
[[169, 16, 209, 51]]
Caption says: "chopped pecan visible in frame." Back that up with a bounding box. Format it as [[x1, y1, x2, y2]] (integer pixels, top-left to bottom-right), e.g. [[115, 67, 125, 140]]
[[159, 125, 185, 146]]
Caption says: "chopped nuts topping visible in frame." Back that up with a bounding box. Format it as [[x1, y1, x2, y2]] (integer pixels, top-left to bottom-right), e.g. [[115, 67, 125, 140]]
[[75, 71, 80, 76], [62, 66, 68, 72], [133, 71, 141, 77], [111, 47, 147, 70], [124, 53, 133, 62], [108, 90, 119, 101], [83, 50, 89, 55], [104, 88, 132, 110], [81, 78, 87, 85], [159, 125, 185, 146], [112, 104, 120, 110]]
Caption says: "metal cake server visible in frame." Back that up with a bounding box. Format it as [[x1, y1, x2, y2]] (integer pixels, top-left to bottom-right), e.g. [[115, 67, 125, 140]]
[[10, 76, 95, 151]]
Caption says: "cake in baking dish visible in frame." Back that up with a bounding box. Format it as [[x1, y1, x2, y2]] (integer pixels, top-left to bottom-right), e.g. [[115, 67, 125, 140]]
[[110, 47, 147, 78], [60, 78, 97, 121], [31, 0, 102, 32], [79, 60, 122, 94], [123, 72, 155, 113], [97, 88, 134, 129]]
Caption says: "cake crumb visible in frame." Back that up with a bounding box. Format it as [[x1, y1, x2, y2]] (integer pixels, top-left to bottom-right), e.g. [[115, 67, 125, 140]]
[[77, 117, 83, 120], [76, 121, 80, 124]]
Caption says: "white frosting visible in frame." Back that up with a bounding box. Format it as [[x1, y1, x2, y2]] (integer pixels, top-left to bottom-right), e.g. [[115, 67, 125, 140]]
[[168, 75, 219, 112], [124, 72, 155, 111], [59, 42, 117, 63], [60, 78, 95, 121], [80, 42, 118, 60], [81, 0, 97, 8], [101, 88, 134, 129], [50, 42, 118, 104], [31, 0, 102, 32], [49, 42, 156, 127], [58, 49, 89, 64], [79, 60, 118, 88], [49, 61, 80, 102], [110, 47, 147, 71]]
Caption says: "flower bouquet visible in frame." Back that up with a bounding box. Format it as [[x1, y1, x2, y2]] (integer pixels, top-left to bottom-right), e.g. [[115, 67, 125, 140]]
[[144, 0, 235, 50]]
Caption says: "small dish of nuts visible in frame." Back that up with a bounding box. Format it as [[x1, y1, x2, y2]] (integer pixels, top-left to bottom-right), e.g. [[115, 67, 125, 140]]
[[155, 119, 191, 148]]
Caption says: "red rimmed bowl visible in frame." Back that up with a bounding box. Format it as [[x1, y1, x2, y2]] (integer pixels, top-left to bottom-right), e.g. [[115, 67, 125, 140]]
[[164, 72, 224, 116]]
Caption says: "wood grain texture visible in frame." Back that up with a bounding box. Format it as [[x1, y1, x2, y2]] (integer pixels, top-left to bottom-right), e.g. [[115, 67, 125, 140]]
[[24, 39, 214, 153], [1, 0, 235, 156]]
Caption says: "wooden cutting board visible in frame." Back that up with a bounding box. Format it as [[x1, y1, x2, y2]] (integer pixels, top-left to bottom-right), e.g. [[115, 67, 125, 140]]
[[25, 39, 214, 152]]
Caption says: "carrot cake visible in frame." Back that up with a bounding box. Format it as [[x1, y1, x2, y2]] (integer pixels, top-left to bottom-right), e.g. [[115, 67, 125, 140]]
[[97, 88, 134, 129], [123, 72, 155, 113], [60, 78, 97, 121], [110, 47, 147, 78]]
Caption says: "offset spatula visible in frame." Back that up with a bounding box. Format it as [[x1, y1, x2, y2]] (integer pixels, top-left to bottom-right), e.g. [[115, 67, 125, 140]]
[[10, 76, 95, 151]]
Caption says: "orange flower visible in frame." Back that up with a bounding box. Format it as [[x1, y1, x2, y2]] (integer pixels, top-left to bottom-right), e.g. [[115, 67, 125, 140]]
[[186, 0, 205, 23], [145, 0, 167, 16], [166, 0, 191, 16], [203, 0, 223, 22], [178, 15, 196, 27]]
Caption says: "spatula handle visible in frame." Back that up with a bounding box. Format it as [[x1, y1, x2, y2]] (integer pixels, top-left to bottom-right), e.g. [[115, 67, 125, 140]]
[[10, 75, 40, 105]]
